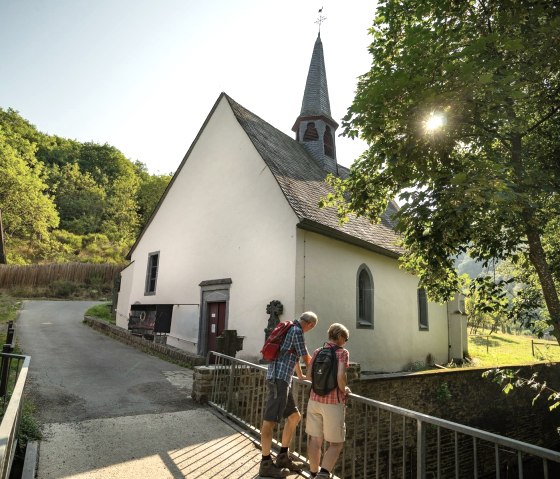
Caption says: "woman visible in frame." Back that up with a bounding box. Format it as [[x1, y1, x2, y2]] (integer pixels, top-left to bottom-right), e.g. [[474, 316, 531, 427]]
[[305, 323, 351, 479]]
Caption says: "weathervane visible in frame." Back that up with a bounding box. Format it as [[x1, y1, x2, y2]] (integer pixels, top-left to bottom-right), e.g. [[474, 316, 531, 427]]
[[315, 7, 326, 34]]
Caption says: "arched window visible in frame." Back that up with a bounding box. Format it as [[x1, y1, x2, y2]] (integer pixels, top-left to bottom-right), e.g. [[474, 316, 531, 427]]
[[418, 288, 429, 330], [323, 126, 334, 157], [356, 264, 373, 328], [303, 122, 319, 141]]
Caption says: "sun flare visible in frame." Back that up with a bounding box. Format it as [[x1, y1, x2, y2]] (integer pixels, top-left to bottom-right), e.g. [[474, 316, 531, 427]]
[[424, 113, 445, 132]]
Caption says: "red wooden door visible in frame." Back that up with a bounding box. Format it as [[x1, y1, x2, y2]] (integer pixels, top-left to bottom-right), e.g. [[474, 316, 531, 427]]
[[207, 302, 226, 353]]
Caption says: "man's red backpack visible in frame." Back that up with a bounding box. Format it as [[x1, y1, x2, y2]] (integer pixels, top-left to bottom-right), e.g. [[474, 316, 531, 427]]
[[261, 321, 294, 361]]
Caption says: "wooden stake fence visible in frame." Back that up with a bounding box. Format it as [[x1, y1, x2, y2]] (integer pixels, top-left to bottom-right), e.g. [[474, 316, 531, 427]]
[[0, 263, 125, 288]]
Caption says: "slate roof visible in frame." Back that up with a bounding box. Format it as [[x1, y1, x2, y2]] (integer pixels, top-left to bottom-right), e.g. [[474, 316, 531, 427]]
[[225, 94, 404, 258], [299, 34, 336, 125]]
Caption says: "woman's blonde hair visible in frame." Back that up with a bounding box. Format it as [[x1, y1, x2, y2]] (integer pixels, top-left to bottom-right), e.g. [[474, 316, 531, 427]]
[[327, 323, 349, 341]]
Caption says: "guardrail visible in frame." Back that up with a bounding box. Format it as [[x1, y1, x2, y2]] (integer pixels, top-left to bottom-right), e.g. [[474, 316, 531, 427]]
[[0, 353, 30, 479], [206, 351, 560, 478]]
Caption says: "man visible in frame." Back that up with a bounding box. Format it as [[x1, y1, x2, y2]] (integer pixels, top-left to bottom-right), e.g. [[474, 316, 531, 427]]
[[259, 311, 318, 478]]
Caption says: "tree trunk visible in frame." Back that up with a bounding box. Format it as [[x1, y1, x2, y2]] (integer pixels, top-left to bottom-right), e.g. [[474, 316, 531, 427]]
[[510, 133, 560, 343], [525, 227, 560, 343]]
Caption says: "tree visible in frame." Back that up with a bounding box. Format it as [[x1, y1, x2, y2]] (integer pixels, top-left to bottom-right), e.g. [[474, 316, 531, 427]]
[[101, 174, 140, 243], [325, 1, 560, 340], [49, 163, 106, 235], [136, 171, 172, 229], [0, 130, 59, 244]]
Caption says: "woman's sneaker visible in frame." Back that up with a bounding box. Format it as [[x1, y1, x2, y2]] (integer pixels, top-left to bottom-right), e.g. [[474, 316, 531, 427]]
[[275, 452, 305, 471], [259, 458, 289, 478]]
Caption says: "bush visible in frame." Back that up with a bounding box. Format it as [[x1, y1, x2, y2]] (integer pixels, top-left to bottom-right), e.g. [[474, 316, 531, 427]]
[[48, 280, 79, 298], [85, 303, 114, 324]]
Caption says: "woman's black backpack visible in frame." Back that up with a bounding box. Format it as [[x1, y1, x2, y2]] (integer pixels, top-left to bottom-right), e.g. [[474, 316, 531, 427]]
[[311, 343, 340, 396]]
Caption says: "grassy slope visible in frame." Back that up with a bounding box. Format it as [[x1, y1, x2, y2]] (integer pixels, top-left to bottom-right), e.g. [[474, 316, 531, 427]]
[[468, 331, 560, 367]]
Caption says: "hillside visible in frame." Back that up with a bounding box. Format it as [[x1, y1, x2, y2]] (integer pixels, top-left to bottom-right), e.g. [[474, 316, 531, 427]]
[[0, 108, 172, 264]]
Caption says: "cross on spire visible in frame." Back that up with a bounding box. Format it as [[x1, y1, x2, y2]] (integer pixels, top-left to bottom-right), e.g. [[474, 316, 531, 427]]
[[315, 7, 326, 34]]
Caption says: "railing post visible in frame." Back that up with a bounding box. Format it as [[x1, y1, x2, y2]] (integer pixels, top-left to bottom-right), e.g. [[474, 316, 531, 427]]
[[5, 323, 14, 347], [417, 419, 426, 479], [226, 360, 235, 412], [0, 345, 13, 397]]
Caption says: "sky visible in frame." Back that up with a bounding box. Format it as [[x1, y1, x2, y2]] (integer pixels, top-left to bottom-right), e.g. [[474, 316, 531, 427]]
[[1, 0, 378, 175]]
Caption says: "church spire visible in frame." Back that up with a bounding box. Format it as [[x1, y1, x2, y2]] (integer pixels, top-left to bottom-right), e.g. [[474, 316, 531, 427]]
[[292, 32, 339, 175]]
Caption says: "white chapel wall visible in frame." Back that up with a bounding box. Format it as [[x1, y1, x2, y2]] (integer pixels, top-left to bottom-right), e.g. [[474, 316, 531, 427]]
[[120, 95, 299, 359], [167, 304, 200, 354], [115, 261, 135, 329], [297, 230, 449, 372]]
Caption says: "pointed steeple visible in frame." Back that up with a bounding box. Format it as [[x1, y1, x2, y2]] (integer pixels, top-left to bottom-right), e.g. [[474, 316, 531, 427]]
[[293, 33, 339, 175]]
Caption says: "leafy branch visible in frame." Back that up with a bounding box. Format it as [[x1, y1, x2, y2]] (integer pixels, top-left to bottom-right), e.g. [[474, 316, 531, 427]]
[[483, 368, 560, 417]]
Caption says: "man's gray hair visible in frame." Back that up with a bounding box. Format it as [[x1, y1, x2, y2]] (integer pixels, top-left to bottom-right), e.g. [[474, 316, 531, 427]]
[[299, 311, 318, 325]]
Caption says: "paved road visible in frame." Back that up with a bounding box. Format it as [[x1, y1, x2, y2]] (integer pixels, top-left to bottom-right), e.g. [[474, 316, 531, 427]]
[[18, 300, 195, 423], [17, 300, 300, 479]]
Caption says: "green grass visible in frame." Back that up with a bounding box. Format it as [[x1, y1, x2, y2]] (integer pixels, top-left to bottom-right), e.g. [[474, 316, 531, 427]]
[[85, 302, 114, 324], [0, 292, 19, 325], [18, 400, 42, 446], [468, 331, 560, 367]]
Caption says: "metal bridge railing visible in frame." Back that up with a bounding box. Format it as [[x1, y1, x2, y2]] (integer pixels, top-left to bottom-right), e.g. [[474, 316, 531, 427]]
[[206, 351, 560, 479], [0, 353, 30, 479]]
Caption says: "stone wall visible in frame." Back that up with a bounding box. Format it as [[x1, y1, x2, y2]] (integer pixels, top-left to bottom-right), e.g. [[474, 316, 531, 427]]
[[345, 364, 560, 478], [355, 363, 560, 450], [83, 316, 206, 368]]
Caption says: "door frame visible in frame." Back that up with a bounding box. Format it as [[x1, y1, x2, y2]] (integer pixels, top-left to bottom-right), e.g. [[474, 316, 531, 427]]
[[198, 278, 232, 357]]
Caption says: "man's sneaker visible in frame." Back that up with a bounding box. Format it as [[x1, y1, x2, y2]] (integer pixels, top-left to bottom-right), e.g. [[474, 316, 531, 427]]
[[275, 452, 306, 471], [316, 471, 331, 478], [259, 459, 290, 478]]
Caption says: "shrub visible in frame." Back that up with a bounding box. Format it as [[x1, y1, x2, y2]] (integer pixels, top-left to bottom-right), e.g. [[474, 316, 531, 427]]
[[85, 303, 113, 323], [48, 280, 79, 298]]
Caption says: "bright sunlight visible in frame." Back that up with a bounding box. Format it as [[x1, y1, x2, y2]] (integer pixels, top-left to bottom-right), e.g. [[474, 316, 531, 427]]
[[424, 112, 446, 132]]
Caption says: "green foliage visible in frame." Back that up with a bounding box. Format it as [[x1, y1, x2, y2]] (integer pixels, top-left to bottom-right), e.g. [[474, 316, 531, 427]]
[[136, 171, 172, 228], [0, 128, 59, 241], [18, 400, 42, 449], [48, 280, 79, 298], [101, 174, 140, 242], [483, 368, 560, 413], [330, 0, 560, 340], [435, 382, 452, 402], [85, 302, 114, 324], [0, 292, 19, 324], [0, 107, 171, 263], [49, 163, 106, 234]]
